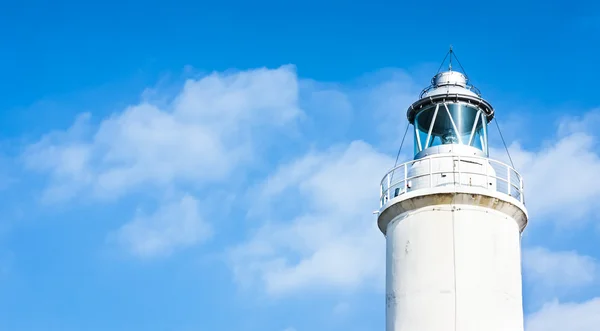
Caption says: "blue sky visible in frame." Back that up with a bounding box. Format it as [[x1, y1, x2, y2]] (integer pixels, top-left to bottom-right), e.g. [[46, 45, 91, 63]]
[[1, 1, 600, 330]]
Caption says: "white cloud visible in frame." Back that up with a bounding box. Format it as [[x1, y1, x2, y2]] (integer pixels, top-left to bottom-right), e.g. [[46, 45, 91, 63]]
[[22, 113, 95, 201], [22, 65, 418, 263], [23, 66, 303, 258], [109, 194, 211, 259], [557, 108, 600, 137], [526, 297, 600, 331], [523, 246, 598, 298], [23, 66, 302, 202], [230, 141, 392, 296]]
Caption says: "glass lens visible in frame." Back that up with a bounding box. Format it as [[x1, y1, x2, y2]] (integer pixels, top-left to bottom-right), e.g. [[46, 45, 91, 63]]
[[414, 103, 487, 154]]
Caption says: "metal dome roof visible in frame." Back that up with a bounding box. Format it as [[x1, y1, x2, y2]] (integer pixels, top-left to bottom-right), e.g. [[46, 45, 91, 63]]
[[407, 70, 494, 124]]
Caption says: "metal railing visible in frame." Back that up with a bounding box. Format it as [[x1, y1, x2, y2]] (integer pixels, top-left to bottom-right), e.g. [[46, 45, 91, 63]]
[[379, 154, 524, 208]]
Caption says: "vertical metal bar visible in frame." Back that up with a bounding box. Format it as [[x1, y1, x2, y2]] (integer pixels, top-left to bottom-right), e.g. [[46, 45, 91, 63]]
[[520, 176, 524, 203], [457, 156, 461, 187], [387, 174, 391, 201], [404, 163, 408, 190], [458, 103, 462, 137], [415, 126, 422, 152], [467, 110, 481, 146], [425, 104, 439, 149], [507, 167, 511, 196], [380, 183, 383, 207], [482, 113, 488, 155]]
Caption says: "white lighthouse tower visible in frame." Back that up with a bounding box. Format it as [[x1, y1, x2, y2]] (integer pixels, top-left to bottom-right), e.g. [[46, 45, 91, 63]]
[[377, 51, 528, 331]]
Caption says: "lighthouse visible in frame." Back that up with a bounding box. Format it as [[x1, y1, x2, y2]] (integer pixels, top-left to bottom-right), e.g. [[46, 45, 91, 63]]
[[377, 51, 528, 331]]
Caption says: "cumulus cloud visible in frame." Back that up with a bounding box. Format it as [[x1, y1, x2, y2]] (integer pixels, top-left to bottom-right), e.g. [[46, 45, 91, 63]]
[[110, 194, 211, 259], [523, 246, 598, 300], [22, 58, 600, 315], [21, 64, 420, 263], [526, 297, 600, 331], [23, 66, 302, 202], [22, 66, 303, 258], [557, 108, 600, 137], [230, 141, 392, 296]]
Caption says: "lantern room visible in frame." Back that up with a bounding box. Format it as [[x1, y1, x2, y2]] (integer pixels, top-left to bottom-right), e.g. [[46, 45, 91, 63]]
[[407, 70, 494, 159]]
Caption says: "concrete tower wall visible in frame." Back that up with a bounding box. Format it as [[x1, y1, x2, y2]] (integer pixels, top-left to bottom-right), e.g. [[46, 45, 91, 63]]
[[385, 204, 524, 331]]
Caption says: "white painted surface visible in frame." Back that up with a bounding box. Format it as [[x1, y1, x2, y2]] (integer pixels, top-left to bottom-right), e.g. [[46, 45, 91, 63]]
[[385, 204, 524, 331], [407, 154, 496, 193], [380, 152, 524, 209]]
